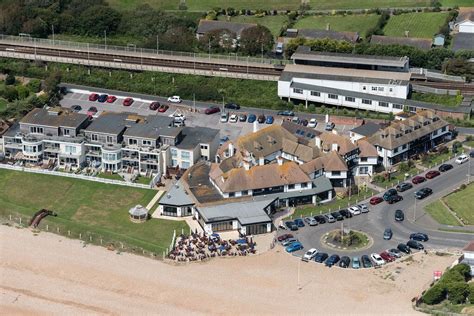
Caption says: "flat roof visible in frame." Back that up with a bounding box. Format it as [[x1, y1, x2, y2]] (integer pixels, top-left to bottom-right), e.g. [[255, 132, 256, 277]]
[[85, 112, 131, 135], [124, 115, 180, 139], [198, 199, 273, 225], [175, 127, 219, 150]]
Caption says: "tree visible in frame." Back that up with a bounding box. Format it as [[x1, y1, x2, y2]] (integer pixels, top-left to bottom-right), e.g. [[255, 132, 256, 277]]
[[156, 26, 197, 52], [43, 71, 61, 99], [16, 85, 30, 99], [5, 73, 15, 85], [199, 29, 237, 53], [76, 5, 121, 36], [239, 25, 274, 56], [446, 282, 469, 304], [422, 283, 446, 305]]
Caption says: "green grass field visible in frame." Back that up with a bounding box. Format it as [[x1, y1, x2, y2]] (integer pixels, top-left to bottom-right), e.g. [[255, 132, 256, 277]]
[[411, 92, 463, 108], [424, 200, 461, 226], [0, 169, 188, 254], [444, 184, 474, 225], [294, 14, 380, 37], [217, 15, 289, 37], [383, 12, 449, 38]]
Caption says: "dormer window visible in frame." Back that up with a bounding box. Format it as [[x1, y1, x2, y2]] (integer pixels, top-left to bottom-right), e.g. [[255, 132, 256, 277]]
[[433, 117, 439, 122]]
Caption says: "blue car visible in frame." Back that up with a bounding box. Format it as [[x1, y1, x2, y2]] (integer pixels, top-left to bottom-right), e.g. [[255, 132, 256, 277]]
[[325, 254, 340, 267], [97, 94, 108, 103], [265, 115, 274, 124], [247, 114, 256, 123], [294, 218, 305, 227], [285, 241, 303, 253]]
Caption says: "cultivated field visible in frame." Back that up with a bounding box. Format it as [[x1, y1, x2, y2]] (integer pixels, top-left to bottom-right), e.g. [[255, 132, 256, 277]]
[[217, 15, 289, 37], [383, 12, 449, 38], [294, 14, 380, 37], [0, 169, 188, 253]]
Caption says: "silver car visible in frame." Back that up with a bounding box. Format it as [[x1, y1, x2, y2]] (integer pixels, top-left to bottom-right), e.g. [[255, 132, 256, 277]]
[[324, 214, 336, 223], [357, 204, 369, 213], [282, 238, 298, 246], [304, 217, 318, 226]]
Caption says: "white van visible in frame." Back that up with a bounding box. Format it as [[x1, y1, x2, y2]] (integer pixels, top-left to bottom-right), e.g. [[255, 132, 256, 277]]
[[276, 42, 284, 54]]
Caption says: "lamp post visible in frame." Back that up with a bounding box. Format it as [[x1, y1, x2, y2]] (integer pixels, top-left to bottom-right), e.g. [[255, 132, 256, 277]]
[[104, 30, 107, 51], [51, 25, 55, 45]]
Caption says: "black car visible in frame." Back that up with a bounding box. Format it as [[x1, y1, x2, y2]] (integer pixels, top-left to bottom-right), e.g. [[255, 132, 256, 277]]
[[313, 215, 326, 224], [97, 94, 108, 103], [407, 240, 424, 250], [410, 232, 429, 242], [331, 211, 344, 221], [339, 256, 351, 268], [397, 243, 411, 254], [314, 252, 329, 263], [383, 189, 398, 201], [383, 228, 393, 240], [277, 110, 294, 116], [470, 150, 474, 158], [414, 188, 433, 199], [224, 102, 240, 110], [387, 194, 403, 204], [285, 221, 298, 231], [71, 105, 82, 112], [339, 209, 353, 218], [257, 115, 266, 123], [396, 182, 413, 192], [361, 255, 373, 268], [395, 209, 405, 222], [438, 163, 453, 172], [325, 254, 340, 267]]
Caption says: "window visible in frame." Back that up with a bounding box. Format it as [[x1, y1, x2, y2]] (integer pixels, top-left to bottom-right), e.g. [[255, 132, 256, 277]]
[[362, 86, 367, 90], [293, 88, 303, 94], [441, 126, 447, 132], [229, 192, 235, 198], [129, 138, 138, 145], [106, 136, 113, 143], [362, 99, 372, 105], [65, 145, 76, 154], [30, 126, 44, 134], [393, 104, 403, 109], [241, 190, 248, 196], [181, 161, 191, 169], [360, 157, 367, 162], [200, 144, 208, 150], [394, 147, 399, 153], [310, 91, 320, 97], [63, 129, 71, 136], [389, 88, 393, 92], [181, 151, 191, 159], [359, 166, 369, 175], [378, 87, 384, 91], [170, 148, 178, 157], [371, 86, 378, 91], [331, 171, 341, 176], [345, 96, 355, 102], [91, 134, 98, 141], [379, 101, 389, 107], [288, 184, 295, 190], [103, 152, 118, 161], [142, 140, 152, 146], [301, 183, 307, 188], [171, 159, 178, 167], [328, 94, 338, 100], [402, 144, 407, 149]]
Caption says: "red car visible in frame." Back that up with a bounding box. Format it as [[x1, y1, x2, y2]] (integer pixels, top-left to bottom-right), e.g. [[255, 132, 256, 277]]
[[149, 101, 160, 111], [412, 176, 426, 184], [106, 95, 117, 103], [88, 93, 99, 101], [425, 170, 441, 179], [370, 196, 383, 205], [277, 234, 294, 242], [205, 106, 220, 115], [123, 97, 134, 106], [380, 251, 395, 262], [158, 104, 169, 113]]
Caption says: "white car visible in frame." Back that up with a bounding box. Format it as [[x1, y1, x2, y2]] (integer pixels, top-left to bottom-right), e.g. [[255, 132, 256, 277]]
[[303, 248, 318, 261], [308, 118, 317, 128], [455, 154, 469, 164], [229, 114, 238, 123], [348, 206, 361, 216], [169, 113, 186, 121], [370, 253, 385, 266], [357, 204, 369, 213], [167, 95, 181, 103]]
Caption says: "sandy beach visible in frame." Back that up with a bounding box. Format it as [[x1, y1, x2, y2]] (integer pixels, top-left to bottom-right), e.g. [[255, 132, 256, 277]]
[[0, 224, 456, 315]]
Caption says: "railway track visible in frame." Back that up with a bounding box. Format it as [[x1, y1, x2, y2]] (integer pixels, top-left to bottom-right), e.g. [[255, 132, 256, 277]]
[[414, 81, 474, 94], [0, 43, 284, 77]]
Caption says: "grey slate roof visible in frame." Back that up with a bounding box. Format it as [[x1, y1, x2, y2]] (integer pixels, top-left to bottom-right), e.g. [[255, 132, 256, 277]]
[[370, 35, 432, 50], [85, 112, 131, 135], [350, 122, 382, 137], [452, 33, 474, 51], [20, 108, 89, 129], [124, 115, 180, 139], [197, 20, 256, 36], [197, 199, 273, 225], [160, 181, 194, 206], [175, 127, 219, 150], [275, 176, 333, 200], [297, 29, 359, 43]]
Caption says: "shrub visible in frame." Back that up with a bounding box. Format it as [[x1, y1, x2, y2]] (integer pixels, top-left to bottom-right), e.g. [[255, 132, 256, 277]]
[[449, 263, 471, 281], [422, 283, 446, 305], [373, 174, 385, 183], [398, 162, 410, 173], [5, 73, 15, 85], [438, 145, 448, 154], [26, 79, 42, 93], [446, 282, 469, 304]]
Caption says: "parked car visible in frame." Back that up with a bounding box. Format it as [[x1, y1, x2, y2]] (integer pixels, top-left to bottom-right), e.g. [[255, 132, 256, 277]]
[[314, 252, 329, 263], [370, 253, 385, 266], [352, 257, 360, 269], [282, 238, 298, 246], [158, 104, 169, 113], [324, 214, 336, 223], [339, 256, 351, 268], [325, 122, 335, 131], [425, 170, 441, 179], [357, 204, 369, 213], [348, 206, 361, 216], [277, 234, 293, 242], [303, 248, 318, 261], [395, 209, 405, 222], [257, 114, 266, 124], [123, 97, 134, 106], [308, 118, 317, 128], [294, 218, 305, 227], [304, 217, 318, 226], [396, 182, 413, 192], [407, 240, 424, 250], [370, 196, 383, 205], [229, 114, 238, 123], [87, 106, 98, 116], [414, 187, 433, 199], [247, 114, 256, 123], [313, 215, 326, 224], [388, 248, 402, 258], [106, 95, 117, 103], [149, 101, 160, 111], [470, 150, 474, 158], [455, 154, 469, 164], [412, 176, 426, 184], [238, 114, 247, 122], [97, 94, 108, 103], [167, 95, 181, 103], [71, 105, 82, 112], [224, 102, 240, 110], [300, 119, 308, 126], [438, 163, 453, 172], [286, 242, 304, 253], [325, 254, 340, 267], [205, 106, 220, 115], [277, 110, 294, 117], [88, 93, 99, 101], [220, 112, 229, 123], [386, 194, 403, 204], [380, 251, 395, 262], [339, 209, 352, 218], [397, 243, 411, 254], [265, 115, 274, 124], [285, 221, 298, 231], [331, 211, 344, 221], [361, 255, 373, 268], [383, 189, 398, 201], [383, 228, 393, 240], [292, 117, 300, 124], [410, 232, 429, 242]]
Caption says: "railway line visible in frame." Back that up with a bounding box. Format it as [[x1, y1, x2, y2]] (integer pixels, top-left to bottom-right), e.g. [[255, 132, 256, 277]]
[[414, 81, 474, 94]]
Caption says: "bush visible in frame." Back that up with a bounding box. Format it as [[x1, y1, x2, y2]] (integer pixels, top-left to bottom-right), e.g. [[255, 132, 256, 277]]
[[446, 282, 469, 304], [398, 162, 410, 173], [423, 283, 446, 305], [449, 263, 471, 281], [26, 79, 42, 93], [438, 145, 448, 154], [5, 73, 15, 85]]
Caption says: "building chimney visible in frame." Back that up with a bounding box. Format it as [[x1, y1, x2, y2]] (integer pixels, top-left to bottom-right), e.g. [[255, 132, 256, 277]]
[[332, 129, 338, 135], [326, 23, 330, 31], [228, 142, 234, 157], [243, 159, 250, 171], [277, 156, 283, 166], [315, 136, 322, 149], [331, 143, 339, 152]]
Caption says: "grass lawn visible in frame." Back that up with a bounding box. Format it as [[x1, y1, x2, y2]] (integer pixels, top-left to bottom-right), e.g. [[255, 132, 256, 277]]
[[0, 98, 7, 112], [106, 0, 178, 10], [0, 169, 188, 254], [187, 0, 300, 10], [294, 14, 380, 37], [411, 92, 463, 108], [372, 167, 420, 188], [51, 34, 149, 47], [291, 188, 375, 219], [135, 176, 152, 185], [383, 12, 449, 38], [217, 15, 289, 37], [309, 0, 432, 10], [441, 0, 474, 7], [97, 172, 124, 181], [464, 140, 474, 148], [421, 151, 456, 168], [443, 183, 474, 225], [424, 200, 461, 226]]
